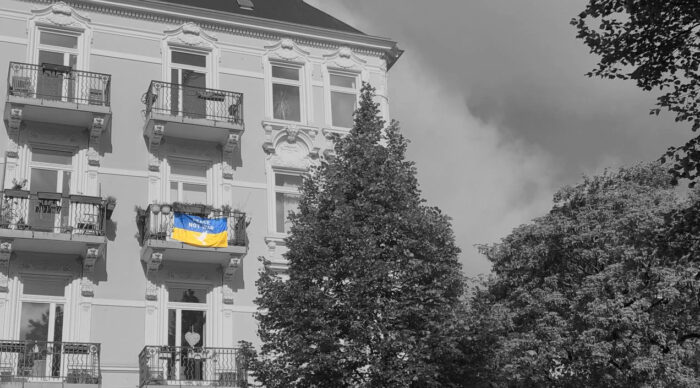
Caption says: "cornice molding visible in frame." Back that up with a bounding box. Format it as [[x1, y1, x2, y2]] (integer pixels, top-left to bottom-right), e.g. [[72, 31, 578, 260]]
[[22, 0, 399, 62]]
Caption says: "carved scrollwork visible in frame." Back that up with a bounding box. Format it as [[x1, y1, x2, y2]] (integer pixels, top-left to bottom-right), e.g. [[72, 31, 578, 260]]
[[323, 46, 367, 70], [265, 38, 310, 62], [31, 2, 91, 29], [163, 22, 217, 51]]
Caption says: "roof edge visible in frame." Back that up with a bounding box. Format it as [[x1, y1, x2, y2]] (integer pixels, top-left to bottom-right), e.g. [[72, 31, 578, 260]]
[[41, 0, 401, 67]]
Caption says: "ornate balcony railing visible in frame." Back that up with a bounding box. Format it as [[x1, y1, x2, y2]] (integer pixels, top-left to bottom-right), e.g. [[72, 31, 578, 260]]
[[143, 80, 244, 125], [0, 340, 101, 384], [141, 203, 246, 247], [0, 190, 107, 236], [7, 62, 111, 106], [139, 346, 247, 387]]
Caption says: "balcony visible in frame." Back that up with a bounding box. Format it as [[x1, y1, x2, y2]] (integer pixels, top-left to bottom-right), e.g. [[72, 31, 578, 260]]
[[4, 62, 111, 129], [139, 203, 247, 265], [139, 346, 247, 388], [142, 80, 244, 145], [0, 189, 107, 255], [0, 340, 101, 386]]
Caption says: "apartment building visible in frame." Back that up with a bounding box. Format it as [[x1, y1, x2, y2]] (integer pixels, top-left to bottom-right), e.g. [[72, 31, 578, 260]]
[[0, 0, 401, 386]]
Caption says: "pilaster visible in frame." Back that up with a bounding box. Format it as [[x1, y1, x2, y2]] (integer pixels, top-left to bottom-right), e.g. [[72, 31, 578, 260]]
[[222, 255, 243, 304], [80, 244, 101, 297], [0, 240, 12, 292], [148, 122, 165, 172], [87, 114, 106, 166], [222, 133, 240, 179], [145, 249, 163, 300], [6, 105, 22, 158]]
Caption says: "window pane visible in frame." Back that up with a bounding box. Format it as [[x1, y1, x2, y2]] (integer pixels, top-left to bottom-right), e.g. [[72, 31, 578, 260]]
[[53, 304, 64, 342], [273, 83, 300, 121], [23, 277, 66, 297], [170, 182, 179, 202], [40, 32, 78, 49], [171, 51, 206, 67], [331, 91, 356, 128], [20, 302, 50, 341], [170, 162, 207, 178], [30, 168, 58, 193], [169, 287, 207, 303], [32, 148, 73, 165], [271, 66, 299, 81], [182, 183, 207, 204], [275, 174, 302, 188], [330, 74, 356, 88], [276, 192, 299, 233]]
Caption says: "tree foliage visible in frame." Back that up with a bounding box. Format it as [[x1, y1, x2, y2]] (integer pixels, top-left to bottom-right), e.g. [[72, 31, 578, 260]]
[[250, 84, 464, 387], [572, 1, 700, 183], [462, 164, 700, 386]]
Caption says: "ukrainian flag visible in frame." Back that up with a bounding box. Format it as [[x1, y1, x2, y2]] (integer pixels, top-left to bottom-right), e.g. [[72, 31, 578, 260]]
[[172, 212, 228, 248]]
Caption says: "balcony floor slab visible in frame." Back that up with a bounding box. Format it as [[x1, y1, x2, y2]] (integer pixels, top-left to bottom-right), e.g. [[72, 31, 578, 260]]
[[5, 98, 111, 129], [0, 228, 106, 255]]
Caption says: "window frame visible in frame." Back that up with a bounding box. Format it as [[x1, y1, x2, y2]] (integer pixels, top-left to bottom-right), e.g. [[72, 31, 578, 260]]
[[325, 69, 360, 129], [268, 61, 307, 124], [269, 168, 304, 235], [166, 157, 211, 205]]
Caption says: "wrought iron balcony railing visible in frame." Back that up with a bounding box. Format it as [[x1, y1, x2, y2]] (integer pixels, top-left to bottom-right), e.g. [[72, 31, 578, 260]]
[[143, 80, 244, 125], [0, 190, 107, 236], [0, 340, 101, 384], [7, 62, 111, 106], [141, 203, 246, 247], [139, 346, 247, 387]]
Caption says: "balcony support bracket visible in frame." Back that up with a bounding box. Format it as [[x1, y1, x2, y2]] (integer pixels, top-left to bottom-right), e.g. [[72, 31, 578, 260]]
[[80, 244, 102, 297], [222, 255, 243, 304], [0, 240, 12, 292], [145, 249, 164, 300]]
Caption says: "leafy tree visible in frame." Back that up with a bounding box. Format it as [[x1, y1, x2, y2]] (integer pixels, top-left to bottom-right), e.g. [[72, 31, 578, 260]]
[[464, 164, 700, 386], [571, 1, 700, 183], [250, 84, 464, 387]]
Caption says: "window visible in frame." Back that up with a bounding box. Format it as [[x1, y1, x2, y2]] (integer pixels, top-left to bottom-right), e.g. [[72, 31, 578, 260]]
[[329, 72, 358, 128], [169, 160, 208, 204], [36, 30, 79, 101], [170, 51, 207, 118], [274, 173, 302, 233], [28, 147, 74, 231], [271, 65, 302, 122]]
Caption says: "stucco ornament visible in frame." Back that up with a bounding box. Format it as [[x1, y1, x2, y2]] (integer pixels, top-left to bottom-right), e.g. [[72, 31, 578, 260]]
[[31, 2, 91, 28], [265, 38, 310, 62], [164, 22, 217, 50], [323, 46, 367, 70]]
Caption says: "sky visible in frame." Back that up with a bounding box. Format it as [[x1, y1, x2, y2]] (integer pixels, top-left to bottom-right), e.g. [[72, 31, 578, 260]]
[[306, 1, 694, 276]]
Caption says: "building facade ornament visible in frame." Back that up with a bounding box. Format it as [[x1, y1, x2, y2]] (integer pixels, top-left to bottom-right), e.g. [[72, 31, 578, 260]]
[[148, 123, 165, 171], [164, 22, 217, 51], [222, 256, 243, 304], [265, 38, 310, 63], [262, 121, 320, 161], [222, 133, 240, 179], [31, 1, 91, 29], [6, 106, 23, 158], [0, 240, 12, 292], [323, 46, 367, 70], [87, 115, 106, 166], [81, 245, 101, 297], [145, 249, 164, 300]]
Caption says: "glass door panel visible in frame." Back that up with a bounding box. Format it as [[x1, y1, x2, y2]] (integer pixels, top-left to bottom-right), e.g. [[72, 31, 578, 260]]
[[38, 50, 64, 100], [167, 308, 206, 381], [19, 303, 64, 378], [29, 169, 59, 231], [182, 70, 206, 118]]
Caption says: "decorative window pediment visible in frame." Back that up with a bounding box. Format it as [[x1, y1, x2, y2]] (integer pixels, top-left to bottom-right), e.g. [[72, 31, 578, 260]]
[[265, 38, 310, 63], [163, 22, 218, 52], [262, 121, 319, 170], [30, 2, 91, 30], [323, 46, 366, 71]]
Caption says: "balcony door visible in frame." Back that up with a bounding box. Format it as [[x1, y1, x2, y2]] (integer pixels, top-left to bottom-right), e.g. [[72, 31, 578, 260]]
[[167, 287, 207, 382], [170, 51, 207, 119], [36, 31, 79, 101], [18, 276, 68, 380], [28, 148, 73, 232]]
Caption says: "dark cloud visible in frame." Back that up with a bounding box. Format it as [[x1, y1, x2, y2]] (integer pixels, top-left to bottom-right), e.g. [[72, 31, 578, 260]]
[[308, 0, 694, 275]]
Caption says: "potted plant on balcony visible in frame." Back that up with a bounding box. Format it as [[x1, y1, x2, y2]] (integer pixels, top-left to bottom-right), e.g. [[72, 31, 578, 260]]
[[5, 178, 29, 197], [173, 202, 211, 216], [104, 196, 117, 220]]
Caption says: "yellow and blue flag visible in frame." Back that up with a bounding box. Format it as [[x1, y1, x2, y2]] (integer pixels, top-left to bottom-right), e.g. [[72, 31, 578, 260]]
[[172, 212, 228, 248]]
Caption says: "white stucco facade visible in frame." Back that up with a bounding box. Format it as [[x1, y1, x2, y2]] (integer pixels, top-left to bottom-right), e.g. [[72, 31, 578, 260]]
[[0, 1, 399, 387]]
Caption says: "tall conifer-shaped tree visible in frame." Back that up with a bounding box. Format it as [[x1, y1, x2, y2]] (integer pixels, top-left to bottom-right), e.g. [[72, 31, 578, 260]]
[[251, 84, 464, 387]]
